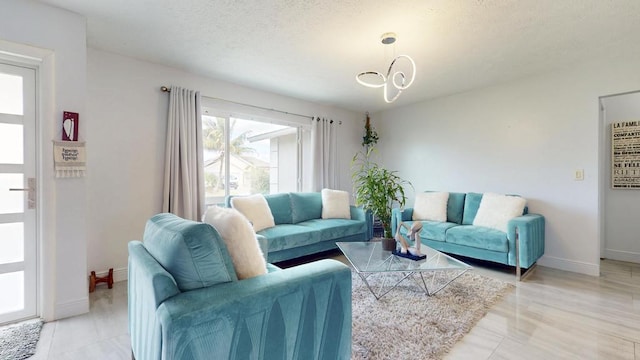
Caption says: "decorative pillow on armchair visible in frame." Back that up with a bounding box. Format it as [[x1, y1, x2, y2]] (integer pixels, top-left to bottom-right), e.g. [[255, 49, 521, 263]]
[[413, 192, 449, 222], [230, 194, 275, 232], [203, 206, 267, 279], [321, 189, 351, 219], [473, 193, 526, 232]]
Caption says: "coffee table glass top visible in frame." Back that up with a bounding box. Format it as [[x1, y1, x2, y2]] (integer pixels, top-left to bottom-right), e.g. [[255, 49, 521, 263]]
[[336, 241, 471, 274]]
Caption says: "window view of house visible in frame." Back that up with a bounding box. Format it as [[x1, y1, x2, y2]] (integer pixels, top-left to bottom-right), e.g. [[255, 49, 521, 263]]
[[202, 114, 303, 205]]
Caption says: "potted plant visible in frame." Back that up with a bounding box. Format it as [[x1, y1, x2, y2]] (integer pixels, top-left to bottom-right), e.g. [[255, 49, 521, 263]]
[[352, 146, 412, 250]]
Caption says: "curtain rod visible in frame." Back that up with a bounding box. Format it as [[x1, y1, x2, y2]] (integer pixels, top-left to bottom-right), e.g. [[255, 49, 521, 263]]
[[160, 86, 314, 120]]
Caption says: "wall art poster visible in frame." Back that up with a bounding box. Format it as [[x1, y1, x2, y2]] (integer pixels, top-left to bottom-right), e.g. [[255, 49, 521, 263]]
[[611, 121, 640, 189], [62, 111, 79, 141]]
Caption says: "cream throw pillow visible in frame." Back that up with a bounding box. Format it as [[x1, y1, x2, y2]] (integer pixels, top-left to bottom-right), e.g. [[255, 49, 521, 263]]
[[203, 206, 267, 279], [321, 189, 351, 219], [473, 193, 526, 232], [413, 192, 449, 222], [230, 194, 275, 232]]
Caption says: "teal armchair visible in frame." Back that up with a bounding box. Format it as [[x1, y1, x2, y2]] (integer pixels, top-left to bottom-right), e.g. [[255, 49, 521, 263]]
[[128, 213, 352, 360]]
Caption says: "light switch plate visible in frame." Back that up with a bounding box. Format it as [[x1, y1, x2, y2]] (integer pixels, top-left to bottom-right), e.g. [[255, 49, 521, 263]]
[[575, 169, 584, 181]]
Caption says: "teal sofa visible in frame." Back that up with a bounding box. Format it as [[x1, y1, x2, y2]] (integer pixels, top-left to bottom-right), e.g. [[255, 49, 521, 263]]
[[392, 192, 544, 279], [128, 213, 352, 360], [226, 192, 373, 263]]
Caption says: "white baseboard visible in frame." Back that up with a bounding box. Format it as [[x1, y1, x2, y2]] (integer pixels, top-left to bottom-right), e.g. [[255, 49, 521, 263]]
[[603, 249, 640, 264], [55, 297, 89, 320], [537, 255, 600, 277], [91, 267, 128, 283]]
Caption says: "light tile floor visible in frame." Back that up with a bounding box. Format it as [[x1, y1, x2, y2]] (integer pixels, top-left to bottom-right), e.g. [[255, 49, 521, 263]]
[[28, 256, 640, 359]]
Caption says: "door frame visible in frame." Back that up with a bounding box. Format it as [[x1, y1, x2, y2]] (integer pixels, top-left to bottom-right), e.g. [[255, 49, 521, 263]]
[[0, 40, 56, 322]]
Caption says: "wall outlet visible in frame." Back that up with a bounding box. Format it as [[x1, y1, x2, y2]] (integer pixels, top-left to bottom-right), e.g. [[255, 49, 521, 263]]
[[575, 169, 584, 181]]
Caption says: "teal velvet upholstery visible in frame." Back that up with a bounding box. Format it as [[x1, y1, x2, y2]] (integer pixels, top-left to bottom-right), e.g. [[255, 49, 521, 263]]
[[258, 224, 322, 252], [391, 191, 545, 274], [265, 193, 293, 224], [129, 215, 352, 360], [446, 192, 466, 224], [446, 225, 508, 252], [462, 192, 483, 225], [226, 192, 371, 263], [290, 192, 322, 223], [143, 213, 237, 291]]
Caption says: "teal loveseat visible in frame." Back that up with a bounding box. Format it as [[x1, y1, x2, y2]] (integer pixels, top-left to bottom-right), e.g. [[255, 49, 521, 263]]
[[226, 192, 373, 263], [392, 192, 544, 279], [128, 213, 352, 360]]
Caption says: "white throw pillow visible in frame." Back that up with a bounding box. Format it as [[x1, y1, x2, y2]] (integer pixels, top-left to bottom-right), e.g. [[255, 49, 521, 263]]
[[203, 206, 267, 279], [473, 193, 526, 232], [413, 192, 449, 222], [230, 194, 275, 232], [321, 189, 351, 219]]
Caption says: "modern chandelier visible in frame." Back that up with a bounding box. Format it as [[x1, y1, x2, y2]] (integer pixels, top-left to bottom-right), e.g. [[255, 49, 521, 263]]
[[356, 32, 416, 103]]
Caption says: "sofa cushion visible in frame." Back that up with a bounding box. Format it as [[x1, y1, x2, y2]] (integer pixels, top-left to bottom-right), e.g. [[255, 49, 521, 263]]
[[321, 189, 351, 219], [202, 206, 267, 280], [446, 225, 508, 252], [143, 213, 237, 291], [413, 192, 449, 222], [264, 193, 293, 224], [473, 193, 526, 232], [447, 192, 466, 224], [257, 224, 321, 252], [462, 192, 483, 225], [399, 220, 457, 242], [231, 194, 275, 232], [291, 192, 322, 223], [297, 219, 366, 240]]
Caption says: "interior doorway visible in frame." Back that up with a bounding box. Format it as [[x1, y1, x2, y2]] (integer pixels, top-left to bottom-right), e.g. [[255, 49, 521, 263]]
[[0, 62, 38, 324], [600, 91, 640, 264]]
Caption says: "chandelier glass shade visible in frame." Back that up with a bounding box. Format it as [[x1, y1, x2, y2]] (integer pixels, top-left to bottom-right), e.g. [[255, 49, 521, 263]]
[[356, 33, 416, 103]]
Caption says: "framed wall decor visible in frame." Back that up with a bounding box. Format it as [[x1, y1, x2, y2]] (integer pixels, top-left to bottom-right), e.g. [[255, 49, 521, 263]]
[[62, 111, 79, 141], [611, 121, 640, 189]]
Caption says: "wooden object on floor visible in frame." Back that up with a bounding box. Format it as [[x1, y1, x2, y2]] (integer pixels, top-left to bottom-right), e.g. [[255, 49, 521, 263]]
[[89, 268, 114, 293]]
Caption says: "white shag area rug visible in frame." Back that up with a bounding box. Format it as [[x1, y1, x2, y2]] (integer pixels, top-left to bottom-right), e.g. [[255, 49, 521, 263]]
[[351, 271, 514, 360], [0, 319, 43, 360]]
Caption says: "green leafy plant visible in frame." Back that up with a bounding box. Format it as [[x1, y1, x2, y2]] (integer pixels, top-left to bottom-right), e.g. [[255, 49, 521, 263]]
[[352, 147, 412, 238], [361, 113, 379, 147]]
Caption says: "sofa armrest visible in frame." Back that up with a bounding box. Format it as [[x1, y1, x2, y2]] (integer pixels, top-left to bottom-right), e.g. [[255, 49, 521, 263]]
[[157, 259, 352, 359], [391, 208, 414, 236], [128, 241, 181, 360], [507, 214, 545, 269], [351, 206, 373, 240]]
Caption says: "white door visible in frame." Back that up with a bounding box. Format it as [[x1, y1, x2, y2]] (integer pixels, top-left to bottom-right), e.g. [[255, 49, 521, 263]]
[[0, 62, 37, 324]]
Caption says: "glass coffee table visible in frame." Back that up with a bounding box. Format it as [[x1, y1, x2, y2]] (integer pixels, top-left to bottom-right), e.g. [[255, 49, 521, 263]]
[[337, 241, 472, 299]]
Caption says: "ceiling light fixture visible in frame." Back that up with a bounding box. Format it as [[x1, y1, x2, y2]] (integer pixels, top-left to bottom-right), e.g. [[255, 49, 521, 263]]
[[356, 32, 416, 103]]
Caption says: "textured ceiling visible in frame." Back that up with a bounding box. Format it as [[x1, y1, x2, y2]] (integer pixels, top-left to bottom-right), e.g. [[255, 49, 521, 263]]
[[34, 0, 640, 113]]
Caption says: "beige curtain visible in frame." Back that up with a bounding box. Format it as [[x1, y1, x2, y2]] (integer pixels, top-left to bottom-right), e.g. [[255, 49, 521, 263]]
[[310, 117, 337, 191], [162, 86, 205, 221]]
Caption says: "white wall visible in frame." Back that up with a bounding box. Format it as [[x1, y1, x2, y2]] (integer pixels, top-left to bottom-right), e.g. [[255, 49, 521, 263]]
[[373, 56, 640, 276], [86, 48, 364, 277], [0, 0, 88, 320], [601, 92, 640, 263]]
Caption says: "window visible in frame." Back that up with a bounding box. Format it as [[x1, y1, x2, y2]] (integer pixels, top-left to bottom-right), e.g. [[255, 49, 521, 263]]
[[202, 104, 310, 205]]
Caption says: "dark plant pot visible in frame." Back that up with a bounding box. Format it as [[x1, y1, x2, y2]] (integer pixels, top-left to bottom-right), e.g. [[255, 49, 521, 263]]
[[381, 238, 396, 251]]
